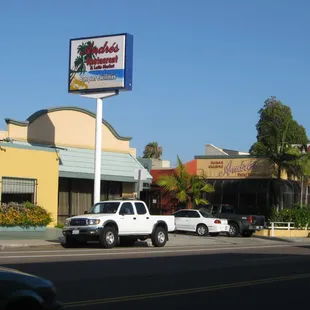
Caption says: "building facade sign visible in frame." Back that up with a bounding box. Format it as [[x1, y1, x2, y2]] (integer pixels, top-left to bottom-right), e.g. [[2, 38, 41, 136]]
[[197, 157, 274, 179]]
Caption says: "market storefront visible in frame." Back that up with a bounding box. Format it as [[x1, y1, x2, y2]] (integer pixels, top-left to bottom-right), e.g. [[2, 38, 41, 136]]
[[147, 156, 305, 216]]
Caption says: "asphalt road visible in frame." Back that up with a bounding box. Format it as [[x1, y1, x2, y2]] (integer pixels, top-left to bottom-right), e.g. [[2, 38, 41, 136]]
[[1, 241, 310, 309]]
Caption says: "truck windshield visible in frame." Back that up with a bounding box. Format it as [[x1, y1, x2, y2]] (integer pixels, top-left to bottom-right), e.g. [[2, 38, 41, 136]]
[[88, 202, 120, 214], [199, 210, 215, 218]]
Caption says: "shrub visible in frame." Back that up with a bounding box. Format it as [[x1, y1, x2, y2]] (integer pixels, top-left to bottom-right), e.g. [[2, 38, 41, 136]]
[[0, 202, 53, 228], [269, 205, 310, 229]]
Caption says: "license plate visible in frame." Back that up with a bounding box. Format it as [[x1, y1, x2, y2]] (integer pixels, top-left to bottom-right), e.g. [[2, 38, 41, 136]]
[[72, 230, 79, 235]]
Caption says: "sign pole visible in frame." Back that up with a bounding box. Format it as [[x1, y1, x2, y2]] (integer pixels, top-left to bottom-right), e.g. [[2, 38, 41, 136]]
[[94, 97, 103, 204]]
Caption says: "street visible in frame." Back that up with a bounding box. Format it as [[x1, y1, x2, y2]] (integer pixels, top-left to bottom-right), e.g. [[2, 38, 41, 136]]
[[1, 240, 310, 309]]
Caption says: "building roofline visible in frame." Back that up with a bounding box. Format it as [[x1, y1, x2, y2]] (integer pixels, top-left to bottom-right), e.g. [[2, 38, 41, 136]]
[[5, 106, 132, 141]]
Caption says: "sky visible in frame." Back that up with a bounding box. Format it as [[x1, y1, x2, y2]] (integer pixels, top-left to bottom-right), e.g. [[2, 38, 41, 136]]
[[0, 0, 310, 167]]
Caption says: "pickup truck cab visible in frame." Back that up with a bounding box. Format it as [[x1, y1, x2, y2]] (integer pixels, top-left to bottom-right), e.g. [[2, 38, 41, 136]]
[[63, 199, 175, 248], [199, 204, 265, 237]]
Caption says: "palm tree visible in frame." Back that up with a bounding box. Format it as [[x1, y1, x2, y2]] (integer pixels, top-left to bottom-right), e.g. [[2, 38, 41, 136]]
[[143, 142, 162, 159], [156, 156, 214, 208]]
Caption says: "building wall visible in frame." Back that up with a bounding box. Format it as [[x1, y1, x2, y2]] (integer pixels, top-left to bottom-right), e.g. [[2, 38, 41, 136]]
[[6, 107, 134, 154], [0, 144, 59, 225], [0, 131, 7, 140]]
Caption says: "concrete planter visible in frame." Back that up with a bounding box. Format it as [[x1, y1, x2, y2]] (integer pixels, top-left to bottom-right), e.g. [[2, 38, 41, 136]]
[[255, 229, 310, 238], [0, 226, 47, 232]]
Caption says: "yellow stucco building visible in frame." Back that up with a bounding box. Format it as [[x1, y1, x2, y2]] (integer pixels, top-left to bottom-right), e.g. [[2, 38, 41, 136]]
[[0, 106, 152, 224], [0, 143, 59, 225]]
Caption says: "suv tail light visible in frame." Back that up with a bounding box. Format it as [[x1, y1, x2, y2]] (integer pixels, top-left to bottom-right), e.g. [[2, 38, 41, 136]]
[[248, 216, 253, 224], [214, 220, 221, 224]]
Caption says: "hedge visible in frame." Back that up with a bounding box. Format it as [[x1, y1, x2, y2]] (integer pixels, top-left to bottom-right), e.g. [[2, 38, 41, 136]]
[[0, 202, 52, 228], [269, 205, 310, 229]]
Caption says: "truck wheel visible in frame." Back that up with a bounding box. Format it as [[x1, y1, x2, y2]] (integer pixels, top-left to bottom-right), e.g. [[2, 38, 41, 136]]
[[209, 232, 220, 237], [151, 226, 168, 247], [119, 236, 137, 247], [229, 223, 240, 237], [241, 230, 253, 237], [99, 226, 118, 249], [196, 224, 208, 236]]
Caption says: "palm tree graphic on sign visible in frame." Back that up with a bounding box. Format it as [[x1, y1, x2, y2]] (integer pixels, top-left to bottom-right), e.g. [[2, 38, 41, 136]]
[[70, 40, 97, 84]]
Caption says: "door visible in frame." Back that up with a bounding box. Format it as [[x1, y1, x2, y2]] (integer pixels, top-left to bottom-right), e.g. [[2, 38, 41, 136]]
[[134, 202, 152, 234], [118, 202, 136, 234], [186, 210, 201, 231], [174, 210, 188, 230]]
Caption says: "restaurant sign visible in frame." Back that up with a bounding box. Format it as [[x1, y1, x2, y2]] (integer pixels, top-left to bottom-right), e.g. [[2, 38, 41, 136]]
[[68, 33, 133, 94], [198, 158, 273, 179]]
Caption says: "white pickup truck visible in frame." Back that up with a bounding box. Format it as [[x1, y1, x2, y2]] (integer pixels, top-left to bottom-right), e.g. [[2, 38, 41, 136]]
[[62, 199, 175, 248]]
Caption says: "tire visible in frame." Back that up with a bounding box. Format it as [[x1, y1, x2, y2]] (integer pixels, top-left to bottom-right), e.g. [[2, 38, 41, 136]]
[[99, 226, 118, 249], [228, 223, 240, 237], [119, 236, 137, 247], [209, 232, 220, 237], [151, 226, 168, 247], [196, 224, 208, 236], [64, 235, 80, 248], [241, 230, 253, 238]]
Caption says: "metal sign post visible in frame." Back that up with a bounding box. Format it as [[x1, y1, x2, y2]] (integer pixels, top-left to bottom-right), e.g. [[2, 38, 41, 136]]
[[81, 91, 118, 204]]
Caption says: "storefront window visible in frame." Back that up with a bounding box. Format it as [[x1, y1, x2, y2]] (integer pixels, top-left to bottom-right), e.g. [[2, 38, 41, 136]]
[[1, 177, 37, 204]]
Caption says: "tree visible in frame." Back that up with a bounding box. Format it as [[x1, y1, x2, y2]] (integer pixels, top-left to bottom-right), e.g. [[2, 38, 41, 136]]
[[143, 142, 162, 159], [156, 156, 215, 208], [250, 96, 308, 178], [285, 148, 310, 206]]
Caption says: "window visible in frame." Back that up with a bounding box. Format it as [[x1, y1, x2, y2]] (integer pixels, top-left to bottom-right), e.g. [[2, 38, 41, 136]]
[[200, 210, 214, 218], [174, 210, 187, 218], [187, 211, 200, 218], [88, 202, 120, 214], [210, 206, 220, 216], [135, 202, 147, 215], [119, 202, 134, 215], [221, 205, 234, 214], [1, 177, 37, 204]]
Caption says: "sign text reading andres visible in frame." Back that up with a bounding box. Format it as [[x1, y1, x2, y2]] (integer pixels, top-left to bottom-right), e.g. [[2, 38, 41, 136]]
[[80, 41, 120, 70]]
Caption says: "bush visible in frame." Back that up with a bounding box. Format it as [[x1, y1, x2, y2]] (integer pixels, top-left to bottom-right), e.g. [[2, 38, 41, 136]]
[[0, 202, 53, 228], [269, 205, 310, 229]]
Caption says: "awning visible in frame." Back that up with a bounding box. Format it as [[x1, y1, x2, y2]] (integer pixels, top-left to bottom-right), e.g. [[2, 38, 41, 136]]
[[57, 146, 152, 183]]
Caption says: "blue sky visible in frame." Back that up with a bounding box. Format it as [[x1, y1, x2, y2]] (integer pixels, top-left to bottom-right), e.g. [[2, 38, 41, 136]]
[[1, 0, 310, 166]]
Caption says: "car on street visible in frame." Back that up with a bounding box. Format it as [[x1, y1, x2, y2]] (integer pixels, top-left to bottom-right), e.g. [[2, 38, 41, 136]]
[[63, 199, 175, 248], [199, 204, 265, 237], [0, 266, 62, 310], [173, 209, 230, 236]]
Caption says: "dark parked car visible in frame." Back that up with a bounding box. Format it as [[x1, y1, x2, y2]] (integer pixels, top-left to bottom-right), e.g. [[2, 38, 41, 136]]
[[0, 266, 63, 310], [199, 204, 265, 237]]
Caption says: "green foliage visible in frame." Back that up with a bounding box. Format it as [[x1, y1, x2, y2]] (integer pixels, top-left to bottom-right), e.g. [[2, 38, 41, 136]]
[[54, 223, 64, 229], [250, 96, 309, 178], [0, 202, 53, 228], [143, 142, 162, 159], [269, 206, 310, 229], [157, 156, 215, 208]]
